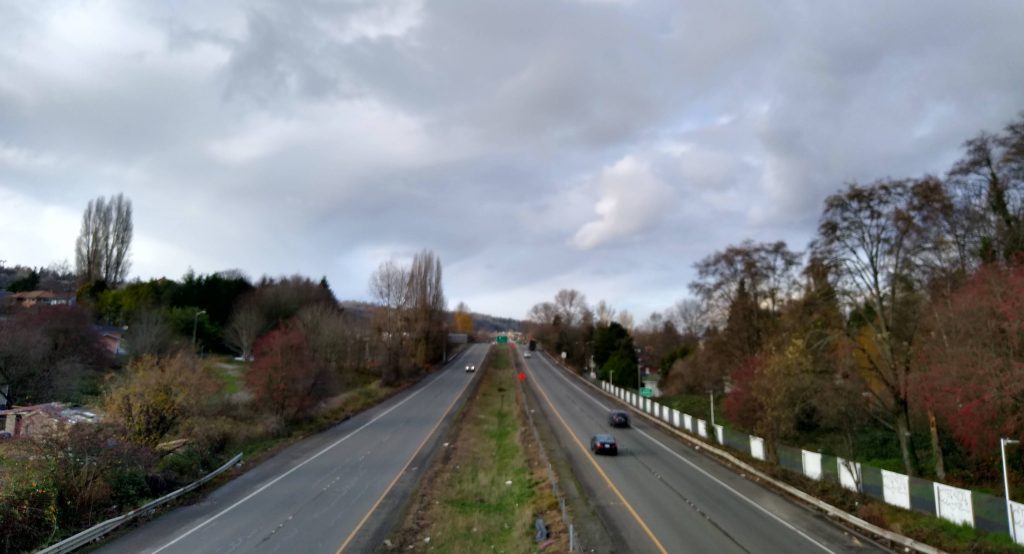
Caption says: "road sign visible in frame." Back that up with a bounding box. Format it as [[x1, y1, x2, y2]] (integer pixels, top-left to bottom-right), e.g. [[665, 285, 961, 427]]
[[640, 387, 653, 398], [497, 335, 508, 344], [561, 352, 567, 359]]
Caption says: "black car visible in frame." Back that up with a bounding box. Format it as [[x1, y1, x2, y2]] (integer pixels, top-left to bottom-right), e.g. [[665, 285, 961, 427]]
[[590, 434, 618, 456], [608, 410, 630, 428]]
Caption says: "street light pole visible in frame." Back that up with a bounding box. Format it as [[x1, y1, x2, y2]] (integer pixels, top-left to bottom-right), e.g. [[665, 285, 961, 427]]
[[192, 309, 207, 351], [1002, 437, 1020, 543], [710, 391, 716, 428]]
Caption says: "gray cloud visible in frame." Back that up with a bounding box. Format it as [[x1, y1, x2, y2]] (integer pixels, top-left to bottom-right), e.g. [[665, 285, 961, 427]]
[[1, 0, 1023, 319]]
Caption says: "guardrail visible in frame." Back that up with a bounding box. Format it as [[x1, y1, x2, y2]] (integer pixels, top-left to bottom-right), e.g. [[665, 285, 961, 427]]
[[38, 452, 243, 554], [538, 351, 952, 553]]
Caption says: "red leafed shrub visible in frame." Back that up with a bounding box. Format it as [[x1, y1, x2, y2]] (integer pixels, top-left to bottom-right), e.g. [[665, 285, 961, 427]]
[[245, 325, 333, 420]]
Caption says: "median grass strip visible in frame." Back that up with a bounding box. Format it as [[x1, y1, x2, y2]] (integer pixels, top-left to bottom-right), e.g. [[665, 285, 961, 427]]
[[386, 345, 561, 552]]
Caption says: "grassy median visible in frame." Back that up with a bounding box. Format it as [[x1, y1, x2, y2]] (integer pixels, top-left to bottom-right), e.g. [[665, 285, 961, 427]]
[[386, 345, 560, 553]]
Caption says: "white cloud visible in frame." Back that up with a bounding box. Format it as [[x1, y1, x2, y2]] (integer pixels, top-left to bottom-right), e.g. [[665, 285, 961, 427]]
[[572, 156, 675, 250]]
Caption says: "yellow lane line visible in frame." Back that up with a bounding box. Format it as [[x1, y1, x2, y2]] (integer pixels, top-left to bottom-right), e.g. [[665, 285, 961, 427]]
[[524, 357, 669, 554], [336, 360, 476, 552]]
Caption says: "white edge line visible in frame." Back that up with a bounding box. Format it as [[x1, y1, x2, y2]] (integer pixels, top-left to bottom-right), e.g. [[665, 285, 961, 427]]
[[534, 354, 839, 554], [152, 352, 474, 554]]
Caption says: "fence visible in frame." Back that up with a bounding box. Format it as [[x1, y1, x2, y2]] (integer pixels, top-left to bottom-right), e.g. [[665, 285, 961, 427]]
[[600, 381, 1023, 546], [37, 452, 244, 554]]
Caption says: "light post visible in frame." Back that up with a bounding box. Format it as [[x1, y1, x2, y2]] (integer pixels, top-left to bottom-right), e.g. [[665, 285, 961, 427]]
[[192, 309, 206, 350], [1001, 438, 1020, 543], [710, 390, 716, 428]]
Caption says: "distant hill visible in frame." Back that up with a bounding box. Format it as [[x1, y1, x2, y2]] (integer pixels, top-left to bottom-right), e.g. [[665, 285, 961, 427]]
[[471, 312, 522, 333], [338, 300, 522, 335]]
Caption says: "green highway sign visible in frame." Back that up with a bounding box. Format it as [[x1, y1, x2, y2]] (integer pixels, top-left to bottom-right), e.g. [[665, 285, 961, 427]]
[[640, 387, 653, 398], [496, 335, 508, 344]]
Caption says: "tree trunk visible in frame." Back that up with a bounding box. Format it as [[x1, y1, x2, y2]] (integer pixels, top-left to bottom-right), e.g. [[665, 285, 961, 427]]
[[928, 408, 946, 481], [895, 405, 920, 476]]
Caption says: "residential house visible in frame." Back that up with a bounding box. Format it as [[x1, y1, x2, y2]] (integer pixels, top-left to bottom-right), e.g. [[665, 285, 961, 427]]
[[96, 324, 128, 356], [8, 290, 76, 308], [0, 402, 99, 438]]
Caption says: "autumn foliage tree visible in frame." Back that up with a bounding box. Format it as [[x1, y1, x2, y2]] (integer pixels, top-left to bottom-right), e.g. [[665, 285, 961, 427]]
[[245, 325, 333, 420], [453, 302, 474, 334], [913, 264, 1024, 475]]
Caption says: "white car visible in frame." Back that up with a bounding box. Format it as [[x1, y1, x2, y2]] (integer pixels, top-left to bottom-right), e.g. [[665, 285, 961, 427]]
[[524, 352, 532, 358], [465, 364, 476, 372]]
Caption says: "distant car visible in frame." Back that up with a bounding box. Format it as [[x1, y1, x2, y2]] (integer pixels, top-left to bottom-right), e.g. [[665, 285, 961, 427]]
[[590, 434, 618, 456], [465, 364, 476, 372], [524, 352, 532, 358], [608, 410, 630, 428]]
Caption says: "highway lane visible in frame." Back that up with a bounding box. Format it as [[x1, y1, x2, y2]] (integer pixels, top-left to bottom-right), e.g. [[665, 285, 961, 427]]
[[98, 343, 490, 554], [523, 351, 886, 554]]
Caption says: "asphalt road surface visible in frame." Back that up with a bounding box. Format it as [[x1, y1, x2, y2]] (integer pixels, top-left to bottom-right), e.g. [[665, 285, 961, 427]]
[[97, 343, 489, 554], [522, 351, 888, 554]]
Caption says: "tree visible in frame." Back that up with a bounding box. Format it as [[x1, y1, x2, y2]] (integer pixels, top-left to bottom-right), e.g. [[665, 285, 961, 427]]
[[595, 300, 616, 326], [554, 289, 588, 328], [948, 113, 1024, 264], [245, 325, 333, 420], [453, 302, 474, 334], [593, 322, 638, 387], [124, 308, 177, 359], [689, 240, 801, 326], [370, 260, 411, 386], [407, 250, 446, 369], [0, 306, 111, 405], [6, 268, 39, 292], [668, 298, 708, 339], [75, 193, 133, 287], [225, 295, 264, 361], [913, 264, 1024, 472], [813, 178, 945, 476], [103, 352, 217, 446]]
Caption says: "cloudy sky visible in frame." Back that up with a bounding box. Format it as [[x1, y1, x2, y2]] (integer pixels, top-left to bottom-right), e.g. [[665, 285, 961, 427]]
[[2, 1, 1023, 320]]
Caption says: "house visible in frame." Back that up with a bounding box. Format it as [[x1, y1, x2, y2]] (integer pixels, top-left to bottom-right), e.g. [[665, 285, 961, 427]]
[[95, 324, 128, 356], [0, 402, 99, 438], [7, 290, 76, 308]]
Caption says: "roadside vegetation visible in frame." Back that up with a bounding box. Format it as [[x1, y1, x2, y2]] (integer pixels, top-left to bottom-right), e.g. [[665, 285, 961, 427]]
[[0, 197, 464, 552], [526, 111, 1024, 548], [387, 345, 563, 553]]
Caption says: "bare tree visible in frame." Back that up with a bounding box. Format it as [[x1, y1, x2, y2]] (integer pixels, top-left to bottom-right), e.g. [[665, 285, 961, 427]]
[[527, 302, 559, 325], [617, 309, 634, 331], [813, 178, 945, 476], [689, 240, 801, 326], [125, 308, 176, 359], [370, 260, 410, 385], [669, 298, 709, 338], [595, 300, 616, 326], [75, 193, 133, 286], [225, 296, 265, 361], [554, 289, 587, 327]]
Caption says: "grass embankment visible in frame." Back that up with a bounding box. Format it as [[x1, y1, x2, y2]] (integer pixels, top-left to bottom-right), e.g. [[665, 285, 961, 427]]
[[387, 345, 560, 553]]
